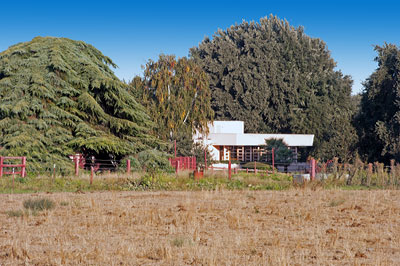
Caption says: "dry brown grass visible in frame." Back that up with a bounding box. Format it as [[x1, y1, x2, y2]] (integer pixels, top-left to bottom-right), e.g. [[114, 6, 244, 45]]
[[1, 189, 400, 265]]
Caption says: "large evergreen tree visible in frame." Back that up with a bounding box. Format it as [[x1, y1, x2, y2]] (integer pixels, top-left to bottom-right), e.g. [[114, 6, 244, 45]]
[[357, 44, 400, 163], [129, 54, 214, 156], [190, 15, 357, 161], [0, 37, 160, 173]]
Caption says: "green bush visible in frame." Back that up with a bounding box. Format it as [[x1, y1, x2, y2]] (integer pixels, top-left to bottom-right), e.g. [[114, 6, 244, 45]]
[[241, 162, 275, 170], [122, 150, 174, 173]]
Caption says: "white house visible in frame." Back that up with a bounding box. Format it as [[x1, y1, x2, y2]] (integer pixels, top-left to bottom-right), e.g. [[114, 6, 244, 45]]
[[194, 121, 314, 162]]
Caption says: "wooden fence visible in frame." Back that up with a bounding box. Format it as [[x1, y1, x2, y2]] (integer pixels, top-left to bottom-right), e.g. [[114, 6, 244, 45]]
[[169, 157, 197, 172], [0, 156, 26, 178]]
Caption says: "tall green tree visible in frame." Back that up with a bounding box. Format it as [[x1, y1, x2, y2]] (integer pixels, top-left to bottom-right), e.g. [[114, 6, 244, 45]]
[[264, 138, 293, 164], [130, 54, 214, 157], [357, 44, 400, 163], [0, 37, 161, 173], [190, 15, 357, 161]]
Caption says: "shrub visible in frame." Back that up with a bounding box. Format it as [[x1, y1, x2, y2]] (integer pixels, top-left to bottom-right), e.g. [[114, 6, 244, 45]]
[[122, 150, 174, 173], [23, 198, 55, 211], [241, 162, 275, 170]]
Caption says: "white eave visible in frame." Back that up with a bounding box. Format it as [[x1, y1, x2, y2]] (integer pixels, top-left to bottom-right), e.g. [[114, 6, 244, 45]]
[[205, 133, 314, 147]]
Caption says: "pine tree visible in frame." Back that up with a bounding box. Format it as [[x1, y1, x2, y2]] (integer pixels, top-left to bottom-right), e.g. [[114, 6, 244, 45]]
[[0, 37, 161, 173], [191, 15, 357, 161]]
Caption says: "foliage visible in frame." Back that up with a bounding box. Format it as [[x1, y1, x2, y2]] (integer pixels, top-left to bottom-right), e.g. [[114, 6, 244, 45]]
[[163, 130, 215, 169], [190, 15, 357, 161], [264, 138, 293, 164], [23, 198, 55, 211], [357, 44, 400, 163], [0, 37, 161, 174], [241, 161, 275, 170], [130, 54, 214, 142], [137, 149, 174, 173], [170, 129, 196, 157], [192, 142, 215, 168], [0, 171, 293, 193], [122, 149, 174, 173], [1, 163, 400, 193], [6, 210, 24, 217]]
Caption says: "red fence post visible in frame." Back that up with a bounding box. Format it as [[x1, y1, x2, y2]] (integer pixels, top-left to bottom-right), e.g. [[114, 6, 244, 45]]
[[310, 158, 316, 181], [228, 158, 232, 180], [126, 159, 131, 174], [175, 160, 179, 174], [204, 149, 207, 170], [254, 161, 257, 174], [246, 168, 249, 174], [367, 162, 373, 186], [75, 154, 79, 177], [174, 140, 177, 158], [90, 166, 94, 185], [12, 168, 15, 189], [21, 157, 26, 178], [272, 148, 275, 174], [368, 163, 373, 174], [169, 156, 198, 172], [0, 156, 3, 178]]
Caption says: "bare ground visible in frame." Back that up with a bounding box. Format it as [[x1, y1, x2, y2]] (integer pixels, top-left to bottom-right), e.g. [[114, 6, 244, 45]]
[[1, 189, 400, 265]]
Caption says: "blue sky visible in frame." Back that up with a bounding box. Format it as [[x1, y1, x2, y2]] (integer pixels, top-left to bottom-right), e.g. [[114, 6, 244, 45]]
[[1, 0, 399, 94]]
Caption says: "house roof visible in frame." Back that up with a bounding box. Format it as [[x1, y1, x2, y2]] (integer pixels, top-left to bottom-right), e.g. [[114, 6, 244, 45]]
[[205, 133, 314, 147], [194, 121, 314, 147]]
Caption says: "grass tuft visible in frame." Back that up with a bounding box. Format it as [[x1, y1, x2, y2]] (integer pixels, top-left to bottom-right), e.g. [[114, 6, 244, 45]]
[[23, 198, 55, 211], [60, 201, 69, 206], [171, 237, 185, 247], [6, 210, 24, 217], [328, 198, 345, 207]]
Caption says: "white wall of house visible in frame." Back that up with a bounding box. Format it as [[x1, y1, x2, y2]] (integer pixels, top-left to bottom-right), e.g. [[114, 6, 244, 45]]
[[194, 121, 314, 162], [208, 145, 220, 162], [209, 121, 244, 134]]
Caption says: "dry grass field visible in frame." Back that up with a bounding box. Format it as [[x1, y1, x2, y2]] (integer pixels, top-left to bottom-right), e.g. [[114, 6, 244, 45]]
[[1, 189, 400, 265]]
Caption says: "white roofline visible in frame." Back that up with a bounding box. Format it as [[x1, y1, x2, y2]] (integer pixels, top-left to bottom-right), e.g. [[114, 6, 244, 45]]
[[194, 121, 314, 147], [202, 133, 314, 147]]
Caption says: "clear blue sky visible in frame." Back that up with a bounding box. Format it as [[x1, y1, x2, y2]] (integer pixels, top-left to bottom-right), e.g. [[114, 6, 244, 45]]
[[1, 0, 399, 94]]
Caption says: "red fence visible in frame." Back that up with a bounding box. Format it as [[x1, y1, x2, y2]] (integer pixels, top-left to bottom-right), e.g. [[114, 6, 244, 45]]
[[0, 156, 26, 178], [169, 157, 196, 171]]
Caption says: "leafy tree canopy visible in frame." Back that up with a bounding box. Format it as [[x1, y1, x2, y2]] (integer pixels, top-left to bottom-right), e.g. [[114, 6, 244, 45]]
[[264, 138, 293, 164], [357, 44, 400, 163], [191, 15, 357, 161], [129, 54, 214, 158], [0, 37, 161, 173]]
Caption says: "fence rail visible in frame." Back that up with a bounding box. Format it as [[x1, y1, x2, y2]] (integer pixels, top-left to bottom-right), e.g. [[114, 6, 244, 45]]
[[169, 157, 197, 172], [0, 156, 26, 178]]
